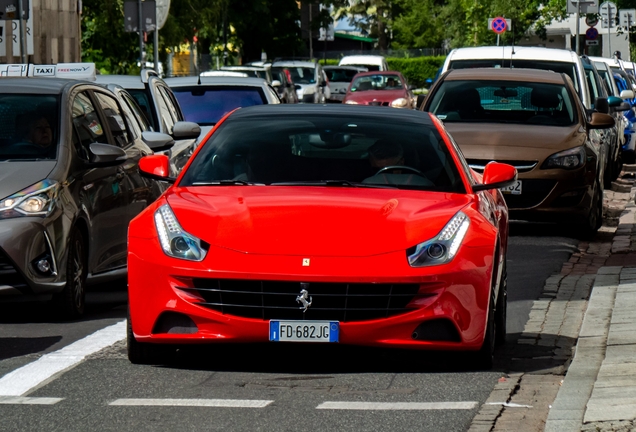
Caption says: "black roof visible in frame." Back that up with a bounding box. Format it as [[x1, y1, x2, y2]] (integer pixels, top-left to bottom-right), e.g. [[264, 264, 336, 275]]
[[0, 78, 86, 94], [230, 104, 434, 125]]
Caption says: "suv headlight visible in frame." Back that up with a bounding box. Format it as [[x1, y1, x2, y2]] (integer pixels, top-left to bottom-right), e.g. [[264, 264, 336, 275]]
[[407, 211, 470, 267], [391, 98, 409, 108], [154, 204, 208, 261], [0, 180, 58, 219], [542, 146, 586, 170]]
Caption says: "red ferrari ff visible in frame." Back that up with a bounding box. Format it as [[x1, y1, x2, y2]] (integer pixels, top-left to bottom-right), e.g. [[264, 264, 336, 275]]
[[128, 105, 516, 369]]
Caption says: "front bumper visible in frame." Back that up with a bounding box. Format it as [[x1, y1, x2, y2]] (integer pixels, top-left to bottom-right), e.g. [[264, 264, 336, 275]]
[[128, 236, 495, 351]]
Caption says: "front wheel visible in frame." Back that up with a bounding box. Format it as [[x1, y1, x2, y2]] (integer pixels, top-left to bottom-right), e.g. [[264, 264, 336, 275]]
[[578, 182, 603, 239], [495, 261, 507, 346], [471, 293, 495, 370], [53, 226, 86, 318]]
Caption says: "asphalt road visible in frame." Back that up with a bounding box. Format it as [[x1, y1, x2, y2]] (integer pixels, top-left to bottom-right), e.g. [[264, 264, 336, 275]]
[[0, 223, 579, 432]]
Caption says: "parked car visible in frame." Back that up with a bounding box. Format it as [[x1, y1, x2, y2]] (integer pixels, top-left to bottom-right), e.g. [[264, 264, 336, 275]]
[[422, 68, 615, 235], [323, 65, 367, 102], [164, 76, 280, 140], [220, 66, 273, 83], [270, 66, 299, 103], [338, 55, 389, 71], [128, 104, 516, 369], [343, 71, 415, 109], [271, 60, 328, 103], [95, 70, 201, 176], [0, 64, 175, 317]]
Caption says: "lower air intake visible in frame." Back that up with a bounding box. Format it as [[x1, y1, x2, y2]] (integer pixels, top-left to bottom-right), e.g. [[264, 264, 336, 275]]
[[412, 319, 461, 342]]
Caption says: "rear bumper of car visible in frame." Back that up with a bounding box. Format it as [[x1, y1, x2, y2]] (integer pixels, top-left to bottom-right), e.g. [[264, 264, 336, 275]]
[[128, 236, 495, 351]]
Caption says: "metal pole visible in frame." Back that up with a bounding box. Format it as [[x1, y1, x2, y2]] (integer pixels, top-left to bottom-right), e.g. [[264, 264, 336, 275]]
[[309, 3, 313, 60], [628, 15, 632, 61], [138, 0, 144, 68], [17, 0, 26, 63], [496, 34, 500, 46], [576, 0, 581, 55], [609, 4, 613, 58], [154, 29, 159, 74]]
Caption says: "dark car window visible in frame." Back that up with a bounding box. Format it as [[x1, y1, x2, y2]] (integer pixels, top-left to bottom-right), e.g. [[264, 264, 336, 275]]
[[596, 67, 616, 96], [158, 85, 183, 123], [171, 86, 266, 126], [449, 60, 580, 95], [127, 88, 157, 131], [72, 92, 109, 160], [286, 67, 316, 84], [428, 80, 576, 126], [154, 83, 177, 134], [121, 92, 151, 132], [325, 68, 361, 83], [94, 92, 132, 148], [180, 113, 465, 193], [0, 94, 59, 160], [351, 74, 403, 91]]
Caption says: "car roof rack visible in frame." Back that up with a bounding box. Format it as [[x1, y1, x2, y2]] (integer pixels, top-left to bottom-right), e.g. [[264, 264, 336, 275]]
[[0, 63, 96, 80]]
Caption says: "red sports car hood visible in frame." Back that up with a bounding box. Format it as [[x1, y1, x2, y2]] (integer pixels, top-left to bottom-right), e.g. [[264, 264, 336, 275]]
[[166, 187, 472, 257], [345, 89, 406, 104]]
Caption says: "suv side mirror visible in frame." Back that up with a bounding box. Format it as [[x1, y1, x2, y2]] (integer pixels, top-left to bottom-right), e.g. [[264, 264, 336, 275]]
[[271, 80, 281, 87], [588, 112, 616, 129], [616, 101, 632, 111], [621, 89, 635, 100], [608, 96, 624, 107], [172, 121, 201, 140], [595, 97, 610, 114], [472, 162, 517, 192], [142, 131, 175, 152], [88, 143, 127, 166], [139, 154, 176, 183]]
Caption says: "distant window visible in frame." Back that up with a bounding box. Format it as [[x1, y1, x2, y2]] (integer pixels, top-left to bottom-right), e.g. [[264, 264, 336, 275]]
[[94, 92, 132, 147], [128, 89, 157, 130], [72, 92, 108, 160]]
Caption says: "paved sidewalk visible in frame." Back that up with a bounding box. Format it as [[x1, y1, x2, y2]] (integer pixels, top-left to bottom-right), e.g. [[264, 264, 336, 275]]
[[546, 191, 636, 431]]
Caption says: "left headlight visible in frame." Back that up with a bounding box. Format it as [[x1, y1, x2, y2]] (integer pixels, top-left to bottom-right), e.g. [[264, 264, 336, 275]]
[[154, 204, 207, 261], [391, 98, 409, 108], [406, 211, 470, 267], [0, 180, 58, 220]]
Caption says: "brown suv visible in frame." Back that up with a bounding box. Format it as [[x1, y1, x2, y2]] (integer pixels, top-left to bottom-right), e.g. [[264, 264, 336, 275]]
[[421, 68, 614, 234]]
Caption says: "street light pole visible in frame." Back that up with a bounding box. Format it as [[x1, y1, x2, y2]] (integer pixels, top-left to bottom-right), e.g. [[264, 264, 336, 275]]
[[138, 0, 144, 67], [576, 0, 581, 55], [17, 0, 26, 63]]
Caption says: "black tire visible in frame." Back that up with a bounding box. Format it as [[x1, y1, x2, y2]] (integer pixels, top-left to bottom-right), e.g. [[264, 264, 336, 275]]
[[127, 309, 162, 365], [579, 182, 603, 239], [53, 226, 86, 318], [495, 261, 507, 347], [472, 293, 495, 370]]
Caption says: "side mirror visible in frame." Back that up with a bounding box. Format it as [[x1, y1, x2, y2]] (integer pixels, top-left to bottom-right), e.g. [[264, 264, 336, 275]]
[[172, 121, 201, 140], [595, 97, 610, 114], [472, 162, 517, 192], [608, 96, 623, 107], [88, 143, 127, 166], [294, 84, 302, 91], [616, 101, 632, 112], [142, 131, 175, 152], [621, 89, 635, 100], [139, 154, 175, 183], [416, 94, 427, 110], [588, 112, 616, 129], [320, 80, 327, 87], [271, 80, 281, 87]]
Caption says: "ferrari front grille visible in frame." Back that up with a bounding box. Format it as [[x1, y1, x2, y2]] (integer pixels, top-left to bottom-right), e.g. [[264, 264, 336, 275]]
[[184, 279, 425, 322]]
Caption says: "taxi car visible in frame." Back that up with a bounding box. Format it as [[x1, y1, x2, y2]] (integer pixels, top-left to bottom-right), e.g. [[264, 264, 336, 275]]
[[0, 63, 174, 317], [127, 104, 517, 369], [421, 68, 615, 235]]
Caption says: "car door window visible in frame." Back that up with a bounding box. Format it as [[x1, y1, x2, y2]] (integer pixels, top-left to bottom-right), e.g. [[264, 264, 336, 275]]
[[154, 84, 177, 134], [158, 86, 184, 121], [94, 92, 132, 148], [72, 92, 108, 160], [122, 92, 151, 133]]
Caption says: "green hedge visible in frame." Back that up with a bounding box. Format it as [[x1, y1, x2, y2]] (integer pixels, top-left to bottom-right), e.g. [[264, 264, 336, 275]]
[[320, 56, 445, 87]]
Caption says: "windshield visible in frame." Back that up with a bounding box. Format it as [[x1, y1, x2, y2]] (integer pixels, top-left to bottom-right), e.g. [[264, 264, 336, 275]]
[[428, 80, 576, 126], [449, 59, 580, 96], [351, 74, 403, 91], [344, 64, 380, 71], [285, 67, 316, 84], [0, 94, 59, 161], [325, 69, 361, 83], [171, 86, 266, 126], [180, 113, 465, 193]]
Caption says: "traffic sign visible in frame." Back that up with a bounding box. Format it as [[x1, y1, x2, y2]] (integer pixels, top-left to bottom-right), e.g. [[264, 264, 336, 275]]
[[567, 0, 599, 14], [491, 17, 507, 34], [124, 0, 157, 32], [586, 27, 599, 39], [600, 1, 618, 28], [586, 40, 600, 45], [156, 0, 170, 30], [586, 15, 599, 26], [620, 9, 636, 27]]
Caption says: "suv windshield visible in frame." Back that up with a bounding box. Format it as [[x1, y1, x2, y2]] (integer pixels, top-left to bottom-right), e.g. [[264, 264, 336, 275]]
[[351, 74, 403, 91], [285, 67, 316, 84], [0, 95, 59, 161], [325, 69, 361, 83], [171, 86, 266, 126], [180, 113, 465, 193], [428, 80, 576, 126]]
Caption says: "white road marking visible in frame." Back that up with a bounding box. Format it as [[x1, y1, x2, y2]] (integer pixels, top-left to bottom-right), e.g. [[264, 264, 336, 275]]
[[0, 396, 63, 405], [316, 401, 478, 410], [486, 402, 533, 408], [110, 398, 274, 408], [0, 320, 125, 396]]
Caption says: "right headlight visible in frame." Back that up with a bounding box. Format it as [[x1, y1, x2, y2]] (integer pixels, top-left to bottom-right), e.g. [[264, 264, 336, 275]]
[[0, 180, 58, 220], [541, 146, 586, 170], [407, 211, 470, 267], [154, 204, 207, 261]]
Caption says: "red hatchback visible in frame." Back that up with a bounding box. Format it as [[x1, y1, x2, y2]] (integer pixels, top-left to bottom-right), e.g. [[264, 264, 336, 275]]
[[127, 105, 516, 369], [343, 71, 415, 108]]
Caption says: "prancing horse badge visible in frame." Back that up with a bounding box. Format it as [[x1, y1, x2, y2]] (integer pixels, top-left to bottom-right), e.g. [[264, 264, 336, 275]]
[[302, 258, 310, 266]]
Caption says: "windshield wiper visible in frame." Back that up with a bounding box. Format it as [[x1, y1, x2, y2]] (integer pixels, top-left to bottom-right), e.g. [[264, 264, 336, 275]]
[[270, 180, 398, 189], [191, 180, 263, 186]]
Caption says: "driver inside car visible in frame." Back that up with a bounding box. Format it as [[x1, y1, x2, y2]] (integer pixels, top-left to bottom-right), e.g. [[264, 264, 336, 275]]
[[14, 112, 55, 158], [363, 139, 433, 186]]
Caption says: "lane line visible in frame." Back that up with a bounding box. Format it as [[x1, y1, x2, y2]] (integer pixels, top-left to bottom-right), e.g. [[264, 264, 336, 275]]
[[110, 398, 274, 408], [316, 401, 478, 410], [0, 320, 126, 396], [0, 396, 63, 405]]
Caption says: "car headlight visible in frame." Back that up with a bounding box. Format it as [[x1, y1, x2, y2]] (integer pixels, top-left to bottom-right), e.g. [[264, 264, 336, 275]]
[[154, 204, 207, 261], [0, 180, 58, 220], [391, 98, 409, 108], [406, 211, 470, 267], [344, 100, 358, 105], [542, 146, 586, 170]]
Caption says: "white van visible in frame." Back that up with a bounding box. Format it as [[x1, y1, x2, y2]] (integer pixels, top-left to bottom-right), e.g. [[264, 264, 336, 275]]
[[339, 55, 389, 72]]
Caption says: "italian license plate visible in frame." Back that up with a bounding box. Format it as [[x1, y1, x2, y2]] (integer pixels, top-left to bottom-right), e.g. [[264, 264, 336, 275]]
[[269, 320, 339, 343], [501, 180, 522, 195]]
